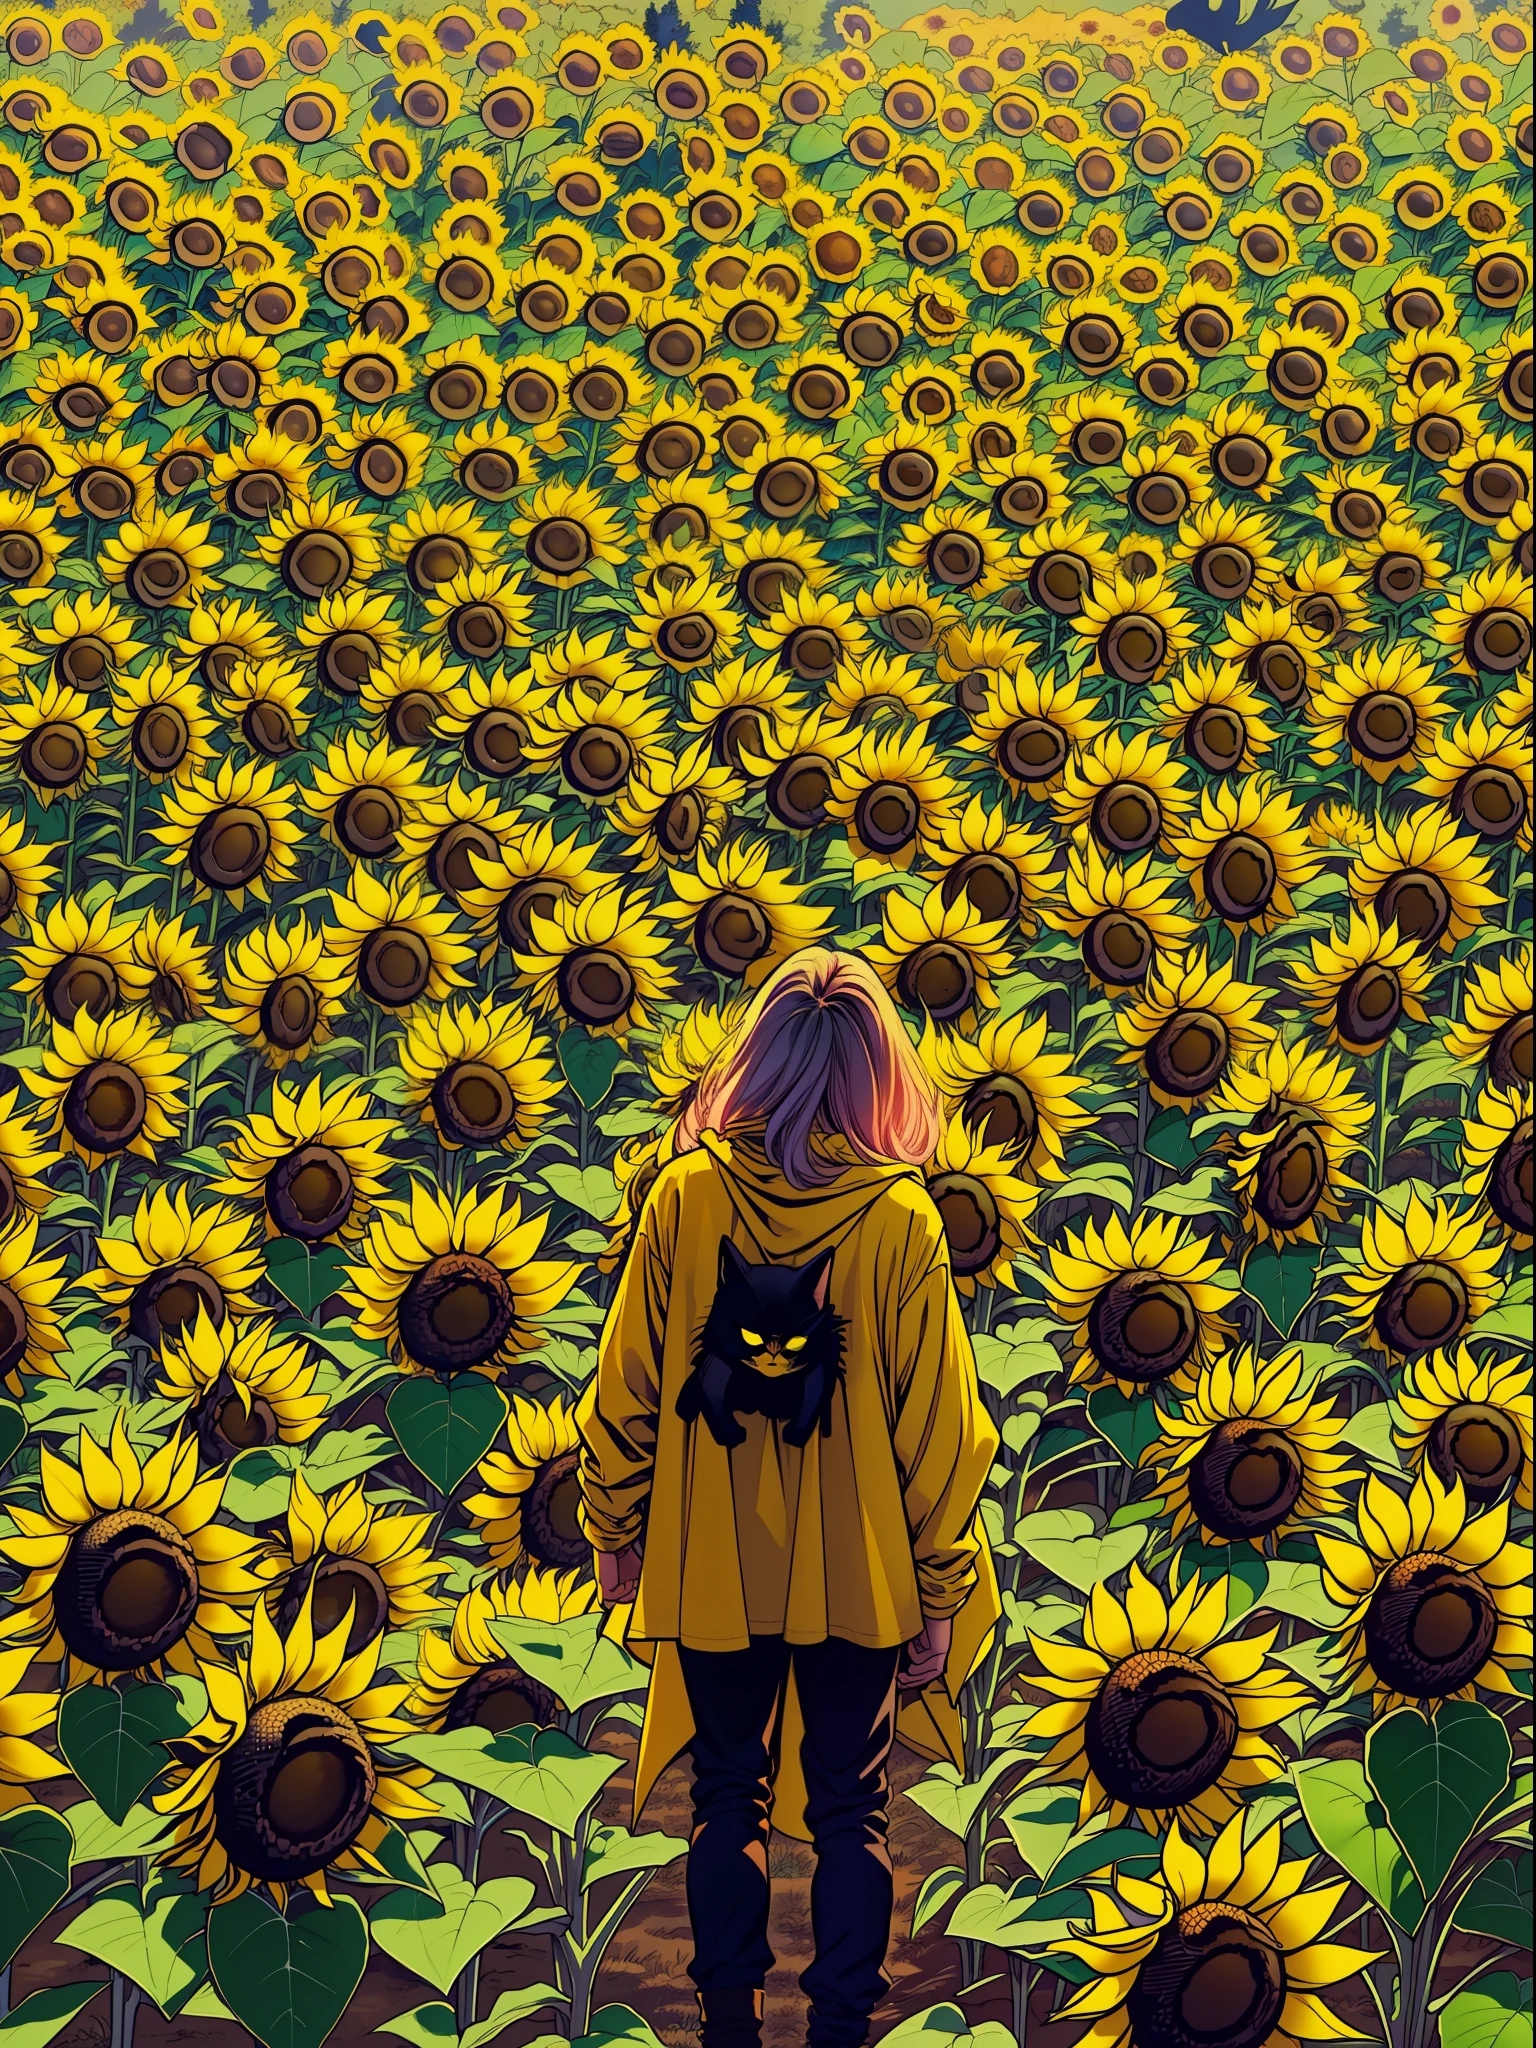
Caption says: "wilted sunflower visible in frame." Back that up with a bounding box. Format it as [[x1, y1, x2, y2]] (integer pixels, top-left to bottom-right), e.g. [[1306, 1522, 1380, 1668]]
[[1141, 1345, 1353, 1548], [344, 1181, 583, 1380], [25, 1005, 184, 1168], [410, 1566, 598, 1733], [84, 1182, 265, 1349], [1049, 1812, 1377, 2048], [464, 1393, 589, 1572], [1328, 1191, 1505, 1360], [0, 1414, 265, 1685], [154, 1589, 438, 1902], [1115, 942, 1272, 1108], [156, 1306, 327, 1463], [1022, 1562, 1311, 1832], [1395, 1344, 1531, 1510], [1317, 1463, 1532, 1713], [211, 1074, 394, 1244], [398, 996, 560, 1158], [1046, 1211, 1236, 1394], [1459, 1080, 1532, 1247], [1290, 906, 1434, 1056]]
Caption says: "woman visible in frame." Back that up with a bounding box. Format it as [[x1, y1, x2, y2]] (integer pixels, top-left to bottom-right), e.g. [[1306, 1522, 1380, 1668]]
[[577, 949, 999, 2048]]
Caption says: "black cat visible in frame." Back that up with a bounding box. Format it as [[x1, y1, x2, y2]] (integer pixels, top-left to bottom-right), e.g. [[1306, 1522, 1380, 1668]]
[[676, 1239, 846, 1450]]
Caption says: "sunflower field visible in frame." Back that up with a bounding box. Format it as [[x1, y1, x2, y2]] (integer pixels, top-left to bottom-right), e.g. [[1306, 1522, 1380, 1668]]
[[0, 0, 1528, 2042]]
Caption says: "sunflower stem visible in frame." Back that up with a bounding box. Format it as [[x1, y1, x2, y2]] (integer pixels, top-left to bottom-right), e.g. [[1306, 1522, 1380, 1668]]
[[1371, 1038, 1393, 1190]]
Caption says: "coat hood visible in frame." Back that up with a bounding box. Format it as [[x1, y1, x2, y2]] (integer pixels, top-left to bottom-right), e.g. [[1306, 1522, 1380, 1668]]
[[699, 1129, 919, 1264]]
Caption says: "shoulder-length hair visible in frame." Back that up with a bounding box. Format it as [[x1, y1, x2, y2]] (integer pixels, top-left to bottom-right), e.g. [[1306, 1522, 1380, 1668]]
[[675, 948, 940, 1189]]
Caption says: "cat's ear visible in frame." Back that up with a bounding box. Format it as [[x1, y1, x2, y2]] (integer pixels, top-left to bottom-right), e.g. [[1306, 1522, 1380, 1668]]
[[718, 1237, 752, 1289], [803, 1247, 834, 1309]]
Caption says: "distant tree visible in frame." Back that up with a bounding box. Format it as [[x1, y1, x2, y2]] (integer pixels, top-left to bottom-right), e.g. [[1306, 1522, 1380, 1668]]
[[730, 0, 763, 24], [1379, 6, 1419, 44], [818, 0, 844, 49], [643, 0, 690, 48]]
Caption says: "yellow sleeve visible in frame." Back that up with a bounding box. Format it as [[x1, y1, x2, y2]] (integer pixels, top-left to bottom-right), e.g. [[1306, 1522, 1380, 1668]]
[[888, 1223, 1000, 1619], [576, 1174, 676, 1553]]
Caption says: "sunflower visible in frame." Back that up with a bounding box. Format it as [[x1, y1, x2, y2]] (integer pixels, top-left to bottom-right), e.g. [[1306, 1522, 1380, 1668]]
[[825, 648, 947, 731], [0, 1413, 266, 1685], [920, 1008, 1093, 1182], [0, 1207, 67, 1393], [323, 868, 474, 1012], [1317, 1463, 1531, 1714], [1214, 1039, 1374, 1247], [0, 677, 109, 805], [1396, 1344, 1532, 1511], [1022, 1562, 1311, 1834], [25, 1006, 183, 1168], [1459, 1081, 1532, 1248], [1429, 561, 1532, 679], [410, 1567, 597, 1733], [0, 1084, 59, 1232], [1329, 1191, 1505, 1360], [1116, 943, 1272, 1109], [84, 1182, 264, 1350], [121, 908, 217, 1028], [1306, 642, 1451, 786], [1052, 730, 1193, 860], [1045, 1211, 1236, 1395], [627, 572, 742, 676], [509, 479, 629, 589], [1290, 906, 1435, 1056], [397, 994, 560, 1156], [665, 837, 835, 987], [862, 883, 1014, 1027], [214, 917, 350, 1070], [513, 880, 676, 1039], [919, 796, 1057, 937], [99, 503, 221, 612], [1071, 572, 1193, 691], [1148, 659, 1278, 778], [153, 1587, 438, 1902], [524, 681, 670, 804], [301, 733, 429, 866], [1170, 773, 1320, 937], [391, 780, 524, 910], [157, 1307, 327, 1461], [211, 1075, 394, 1247], [266, 1472, 445, 1661], [1050, 1809, 1377, 2048], [464, 1393, 589, 1572], [610, 740, 741, 874], [1046, 840, 1197, 995], [108, 663, 217, 785], [1348, 808, 1499, 954], [1444, 945, 1532, 1084], [0, 809, 55, 934], [345, 1182, 582, 1382], [12, 895, 136, 1029], [148, 755, 304, 909], [826, 723, 961, 879], [922, 1112, 1038, 1295]]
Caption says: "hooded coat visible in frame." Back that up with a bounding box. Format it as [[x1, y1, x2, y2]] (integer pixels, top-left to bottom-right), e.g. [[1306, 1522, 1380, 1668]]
[[576, 1128, 1001, 1837]]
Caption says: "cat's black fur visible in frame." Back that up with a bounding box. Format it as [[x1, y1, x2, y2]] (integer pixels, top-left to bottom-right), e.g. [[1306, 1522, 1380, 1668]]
[[676, 1239, 846, 1450]]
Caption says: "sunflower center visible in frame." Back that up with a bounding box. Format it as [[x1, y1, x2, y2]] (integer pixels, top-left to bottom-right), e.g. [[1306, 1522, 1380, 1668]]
[[1189, 1421, 1305, 1540], [1129, 1905, 1285, 2048], [1429, 1404, 1522, 1503], [1085, 1649, 1239, 1810], [1348, 693, 1415, 762], [961, 1076, 1037, 1155], [1375, 1260, 1469, 1355], [1204, 835, 1276, 922], [399, 1250, 516, 1374], [1453, 768, 1527, 845], [446, 1659, 558, 1734], [1093, 783, 1162, 855], [940, 853, 1020, 925], [1489, 1015, 1533, 1091], [767, 757, 833, 831], [64, 1060, 148, 1153], [56, 1510, 200, 1670], [1335, 964, 1402, 1050], [189, 805, 272, 892], [1084, 912, 1154, 986], [130, 1263, 226, 1347], [897, 941, 976, 1023], [1253, 1112, 1327, 1231], [432, 1061, 517, 1146], [429, 822, 499, 901], [925, 1170, 1002, 1276], [1089, 1276, 1198, 1382], [695, 895, 773, 977], [998, 719, 1068, 784], [1147, 1011, 1231, 1098], [562, 725, 632, 797], [266, 1144, 354, 1243], [855, 782, 921, 855], [260, 975, 320, 1051], [558, 950, 636, 1026], [293, 1558, 390, 1657], [523, 1448, 590, 1570], [334, 788, 402, 860], [203, 1386, 278, 1456], [358, 926, 433, 1006], [1364, 1550, 1497, 1697], [213, 1694, 376, 1882], [42, 952, 118, 1027], [1490, 1119, 1533, 1235]]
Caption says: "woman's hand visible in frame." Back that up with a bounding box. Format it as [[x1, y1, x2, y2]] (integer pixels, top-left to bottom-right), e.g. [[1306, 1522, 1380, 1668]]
[[596, 1543, 643, 1606], [898, 1612, 952, 1691]]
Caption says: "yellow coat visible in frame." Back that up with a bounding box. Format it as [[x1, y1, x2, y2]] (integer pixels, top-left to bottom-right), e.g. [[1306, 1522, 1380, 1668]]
[[576, 1130, 1001, 1838]]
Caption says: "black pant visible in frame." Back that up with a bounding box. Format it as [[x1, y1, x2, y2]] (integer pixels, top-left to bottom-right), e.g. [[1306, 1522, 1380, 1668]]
[[678, 1635, 902, 2048]]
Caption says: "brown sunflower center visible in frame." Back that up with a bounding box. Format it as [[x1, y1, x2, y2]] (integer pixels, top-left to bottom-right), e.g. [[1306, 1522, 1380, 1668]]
[[962, 1075, 1037, 1155], [189, 805, 271, 892], [42, 952, 118, 1027], [432, 1060, 518, 1146], [1204, 834, 1276, 922], [1428, 1403, 1523, 1504], [854, 781, 920, 855], [1347, 693, 1416, 762], [398, 1250, 516, 1375], [63, 1059, 148, 1153], [1085, 1649, 1240, 1810], [358, 926, 433, 1006], [1089, 1275, 1199, 1382], [55, 1509, 200, 1670], [897, 941, 975, 1022], [1128, 1903, 1285, 2048], [334, 788, 402, 861], [1083, 911, 1154, 986], [1489, 1119, 1533, 1235], [196, 1380, 279, 1462], [522, 1448, 590, 1569], [1453, 767, 1527, 844], [557, 950, 635, 1026], [266, 1144, 355, 1242], [695, 895, 773, 977], [130, 1263, 226, 1347], [280, 1558, 390, 1657], [1489, 1014, 1533, 1091], [446, 1658, 559, 1733], [1335, 964, 1402, 1051], [1147, 1010, 1231, 1098], [1374, 1260, 1469, 1354], [213, 1694, 376, 1881], [260, 975, 320, 1052], [1188, 1421, 1305, 1540], [562, 725, 632, 797], [940, 853, 1020, 925], [1253, 1112, 1328, 1231], [1365, 1550, 1497, 1697], [925, 1170, 1002, 1276], [1093, 782, 1162, 855]]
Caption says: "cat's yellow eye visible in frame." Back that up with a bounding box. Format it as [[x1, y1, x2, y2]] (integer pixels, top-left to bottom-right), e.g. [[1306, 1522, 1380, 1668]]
[[740, 1328, 763, 1347], [784, 1335, 807, 1353]]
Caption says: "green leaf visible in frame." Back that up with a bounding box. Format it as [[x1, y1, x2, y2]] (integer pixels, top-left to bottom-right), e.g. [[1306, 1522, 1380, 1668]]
[[263, 1239, 351, 1320], [1254, 1561, 1338, 1626], [1040, 1824, 1160, 1893], [395, 1727, 622, 1837], [880, 1998, 1024, 2048], [207, 1890, 368, 2048], [1242, 1242, 1322, 1335], [1454, 1853, 1532, 1945], [58, 1877, 208, 2018], [388, 1375, 510, 1496], [997, 1785, 1079, 1878], [65, 1799, 171, 1866], [0, 1804, 73, 1966], [57, 1679, 187, 1825], [1366, 1702, 1512, 1904], [541, 1163, 621, 1221], [369, 1863, 538, 1995], [1013, 1508, 1147, 1592], [1292, 1758, 1425, 1932], [1141, 1164, 1233, 1218], [557, 1030, 624, 1111], [485, 1612, 645, 1713], [900, 1754, 1018, 1842], [581, 1822, 688, 1889], [1442, 1977, 1533, 2048], [1143, 1107, 1203, 1170], [0, 1400, 24, 1470], [0, 1985, 107, 2048], [910, 1864, 966, 1937], [377, 1986, 569, 2048], [1085, 1386, 1162, 1469]]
